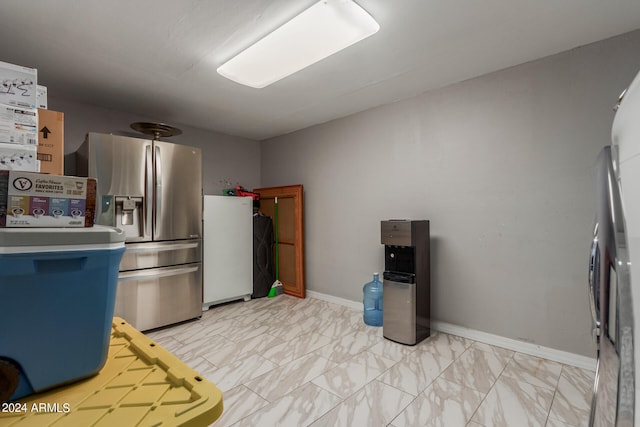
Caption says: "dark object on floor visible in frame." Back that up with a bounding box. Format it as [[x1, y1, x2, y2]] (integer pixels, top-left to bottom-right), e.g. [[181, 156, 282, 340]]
[[0, 359, 19, 402], [253, 214, 274, 298]]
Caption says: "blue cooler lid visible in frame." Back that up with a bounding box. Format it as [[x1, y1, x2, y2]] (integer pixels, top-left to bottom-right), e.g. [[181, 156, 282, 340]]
[[0, 225, 126, 248]]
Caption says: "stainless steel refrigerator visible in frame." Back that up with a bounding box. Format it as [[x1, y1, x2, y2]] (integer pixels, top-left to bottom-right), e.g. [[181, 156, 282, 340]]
[[587, 70, 640, 426], [77, 132, 202, 331], [588, 146, 634, 426]]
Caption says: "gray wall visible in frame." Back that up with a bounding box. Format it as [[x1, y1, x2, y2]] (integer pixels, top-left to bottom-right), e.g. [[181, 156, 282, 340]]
[[260, 30, 640, 357], [51, 97, 261, 196]]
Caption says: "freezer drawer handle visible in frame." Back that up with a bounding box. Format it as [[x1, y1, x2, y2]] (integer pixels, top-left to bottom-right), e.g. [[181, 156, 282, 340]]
[[119, 265, 199, 281], [125, 242, 199, 253]]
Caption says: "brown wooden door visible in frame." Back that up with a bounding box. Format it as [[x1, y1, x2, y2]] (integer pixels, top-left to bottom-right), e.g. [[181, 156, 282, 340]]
[[254, 185, 304, 298]]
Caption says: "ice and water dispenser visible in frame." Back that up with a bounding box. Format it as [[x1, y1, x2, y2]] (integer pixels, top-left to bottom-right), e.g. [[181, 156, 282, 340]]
[[97, 195, 148, 240], [381, 220, 430, 345]]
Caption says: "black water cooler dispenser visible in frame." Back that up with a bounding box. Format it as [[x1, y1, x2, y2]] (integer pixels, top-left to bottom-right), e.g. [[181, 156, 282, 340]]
[[381, 220, 430, 345]]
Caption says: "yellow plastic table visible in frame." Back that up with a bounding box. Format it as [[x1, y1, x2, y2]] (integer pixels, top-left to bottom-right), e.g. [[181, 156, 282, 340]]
[[0, 317, 223, 426]]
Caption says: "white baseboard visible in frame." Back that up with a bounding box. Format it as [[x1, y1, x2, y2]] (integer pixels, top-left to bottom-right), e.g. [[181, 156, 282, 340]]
[[306, 290, 596, 371], [430, 321, 596, 371], [306, 290, 363, 311]]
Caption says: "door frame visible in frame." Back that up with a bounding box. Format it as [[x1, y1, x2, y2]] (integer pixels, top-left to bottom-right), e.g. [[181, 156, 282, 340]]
[[254, 185, 305, 298]]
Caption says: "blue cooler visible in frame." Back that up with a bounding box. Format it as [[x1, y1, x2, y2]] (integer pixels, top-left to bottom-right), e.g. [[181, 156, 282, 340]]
[[0, 225, 125, 401]]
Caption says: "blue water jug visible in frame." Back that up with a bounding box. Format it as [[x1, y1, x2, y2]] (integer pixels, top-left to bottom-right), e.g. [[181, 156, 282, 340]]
[[363, 273, 383, 326]]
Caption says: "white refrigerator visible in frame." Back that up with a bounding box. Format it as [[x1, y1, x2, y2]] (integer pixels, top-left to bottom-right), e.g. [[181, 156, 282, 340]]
[[202, 195, 253, 310]]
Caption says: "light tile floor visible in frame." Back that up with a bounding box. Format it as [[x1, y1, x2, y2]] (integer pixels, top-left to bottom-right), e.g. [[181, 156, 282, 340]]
[[145, 295, 594, 427]]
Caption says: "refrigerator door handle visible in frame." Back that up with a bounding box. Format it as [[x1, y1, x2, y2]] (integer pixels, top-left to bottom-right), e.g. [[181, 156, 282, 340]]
[[145, 145, 153, 239], [154, 145, 162, 234], [588, 226, 600, 341], [118, 265, 199, 281]]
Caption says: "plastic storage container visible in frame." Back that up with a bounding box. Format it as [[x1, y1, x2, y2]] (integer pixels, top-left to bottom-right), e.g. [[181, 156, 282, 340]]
[[363, 272, 383, 326], [0, 225, 125, 401], [0, 317, 224, 426]]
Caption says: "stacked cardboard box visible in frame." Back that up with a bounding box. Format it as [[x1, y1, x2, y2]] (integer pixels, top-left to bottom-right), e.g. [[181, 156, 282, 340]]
[[0, 61, 65, 175], [0, 60, 39, 172], [37, 109, 64, 175], [0, 62, 75, 227], [0, 171, 96, 227]]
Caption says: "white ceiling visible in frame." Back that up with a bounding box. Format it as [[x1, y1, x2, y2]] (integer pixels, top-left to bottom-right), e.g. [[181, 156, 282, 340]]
[[1, 0, 640, 140]]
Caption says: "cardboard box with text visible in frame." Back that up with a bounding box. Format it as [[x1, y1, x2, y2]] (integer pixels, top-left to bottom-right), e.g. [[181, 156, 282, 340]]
[[37, 109, 64, 175]]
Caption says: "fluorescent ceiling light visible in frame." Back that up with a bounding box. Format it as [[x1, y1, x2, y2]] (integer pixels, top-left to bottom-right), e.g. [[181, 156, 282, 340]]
[[217, 0, 380, 88]]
